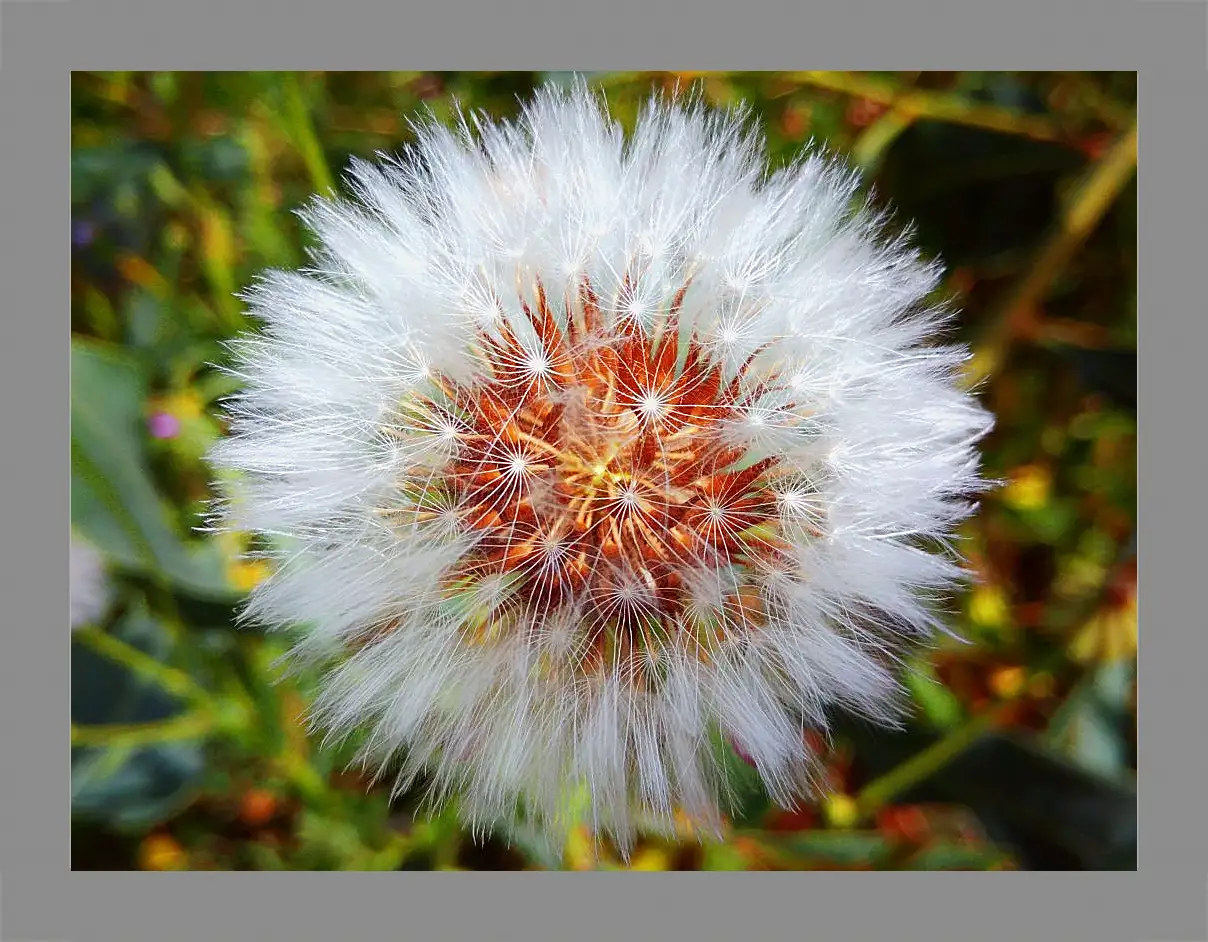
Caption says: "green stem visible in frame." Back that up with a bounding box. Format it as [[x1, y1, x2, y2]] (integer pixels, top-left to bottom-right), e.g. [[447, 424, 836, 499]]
[[853, 640, 1087, 820], [789, 71, 1068, 144], [853, 703, 1008, 822], [283, 73, 336, 195], [74, 627, 211, 706], [966, 119, 1137, 386], [852, 108, 914, 173], [72, 711, 213, 750]]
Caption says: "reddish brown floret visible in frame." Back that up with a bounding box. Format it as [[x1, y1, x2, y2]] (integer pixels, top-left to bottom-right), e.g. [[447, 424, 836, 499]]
[[403, 279, 791, 672]]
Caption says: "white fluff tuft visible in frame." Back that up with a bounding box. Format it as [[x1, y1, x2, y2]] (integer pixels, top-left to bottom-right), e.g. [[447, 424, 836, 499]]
[[207, 82, 992, 848], [70, 535, 110, 631]]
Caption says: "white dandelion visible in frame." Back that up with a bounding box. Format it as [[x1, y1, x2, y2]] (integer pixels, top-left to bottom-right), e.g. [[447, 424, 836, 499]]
[[70, 535, 110, 631], [207, 81, 992, 848]]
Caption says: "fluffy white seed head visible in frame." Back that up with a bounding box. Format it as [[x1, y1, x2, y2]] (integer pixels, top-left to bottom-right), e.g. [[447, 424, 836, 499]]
[[207, 82, 992, 848], [70, 535, 109, 631]]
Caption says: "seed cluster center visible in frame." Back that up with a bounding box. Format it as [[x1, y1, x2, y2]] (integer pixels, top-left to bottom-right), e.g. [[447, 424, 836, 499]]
[[401, 281, 792, 671]]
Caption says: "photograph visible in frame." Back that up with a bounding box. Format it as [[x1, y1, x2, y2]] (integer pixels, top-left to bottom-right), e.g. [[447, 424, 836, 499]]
[[70, 70, 1137, 871]]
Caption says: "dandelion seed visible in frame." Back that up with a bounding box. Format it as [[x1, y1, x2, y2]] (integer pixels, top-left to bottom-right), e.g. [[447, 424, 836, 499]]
[[207, 80, 992, 849]]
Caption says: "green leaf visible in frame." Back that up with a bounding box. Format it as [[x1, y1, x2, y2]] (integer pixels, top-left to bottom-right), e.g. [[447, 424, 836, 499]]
[[741, 830, 891, 868], [71, 603, 208, 829], [73, 616, 178, 726], [1065, 704, 1127, 780], [749, 828, 1011, 870], [1048, 661, 1133, 780], [72, 742, 206, 830], [903, 841, 1012, 870], [905, 659, 966, 729], [71, 338, 237, 600]]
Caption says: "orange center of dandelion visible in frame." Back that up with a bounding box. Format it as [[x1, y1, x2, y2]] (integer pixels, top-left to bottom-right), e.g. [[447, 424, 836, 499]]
[[396, 279, 797, 676]]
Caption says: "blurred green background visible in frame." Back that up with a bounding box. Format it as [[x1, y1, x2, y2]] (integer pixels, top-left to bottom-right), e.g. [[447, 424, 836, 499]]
[[70, 71, 1137, 871]]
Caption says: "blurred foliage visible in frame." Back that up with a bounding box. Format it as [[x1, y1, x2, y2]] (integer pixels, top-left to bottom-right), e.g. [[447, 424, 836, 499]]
[[70, 71, 1137, 871]]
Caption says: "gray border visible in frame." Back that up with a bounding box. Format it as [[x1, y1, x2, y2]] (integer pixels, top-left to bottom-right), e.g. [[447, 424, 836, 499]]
[[14, 1, 1192, 940]]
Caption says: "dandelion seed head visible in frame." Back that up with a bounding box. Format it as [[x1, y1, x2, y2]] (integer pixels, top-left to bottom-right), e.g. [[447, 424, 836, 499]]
[[208, 80, 992, 849]]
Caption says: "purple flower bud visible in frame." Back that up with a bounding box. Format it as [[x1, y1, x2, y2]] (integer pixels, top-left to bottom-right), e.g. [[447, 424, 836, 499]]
[[148, 412, 181, 439], [72, 220, 97, 249]]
